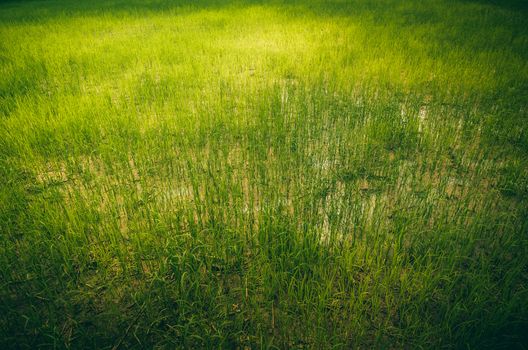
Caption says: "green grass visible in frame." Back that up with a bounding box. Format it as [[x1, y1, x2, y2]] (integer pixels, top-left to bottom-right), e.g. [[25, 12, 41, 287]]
[[1, 0, 527, 348]]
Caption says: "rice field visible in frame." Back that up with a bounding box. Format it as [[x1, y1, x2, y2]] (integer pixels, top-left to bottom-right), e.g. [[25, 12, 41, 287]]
[[1, 0, 527, 348]]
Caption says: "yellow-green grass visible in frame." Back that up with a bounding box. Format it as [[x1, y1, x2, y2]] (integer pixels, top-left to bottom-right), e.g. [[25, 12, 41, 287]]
[[1, 0, 527, 348]]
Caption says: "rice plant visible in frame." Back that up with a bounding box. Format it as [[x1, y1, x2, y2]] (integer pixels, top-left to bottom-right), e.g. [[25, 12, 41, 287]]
[[1, 0, 527, 348]]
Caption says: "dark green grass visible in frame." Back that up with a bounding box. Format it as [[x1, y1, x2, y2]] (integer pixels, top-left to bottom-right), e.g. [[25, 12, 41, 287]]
[[1, 0, 527, 348]]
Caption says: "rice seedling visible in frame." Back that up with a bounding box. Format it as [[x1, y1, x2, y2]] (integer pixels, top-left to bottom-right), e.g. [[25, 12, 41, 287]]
[[1, 0, 527, 348]]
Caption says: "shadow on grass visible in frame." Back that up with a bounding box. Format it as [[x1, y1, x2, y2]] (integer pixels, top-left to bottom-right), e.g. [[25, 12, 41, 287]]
[[463, 0, 528, 12], [2, 0, 527, 28], [0, 0, 234, 23]]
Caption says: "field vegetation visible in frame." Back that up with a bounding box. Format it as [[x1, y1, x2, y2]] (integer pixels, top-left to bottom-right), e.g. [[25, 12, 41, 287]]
[[1, 0, 527, 348]]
